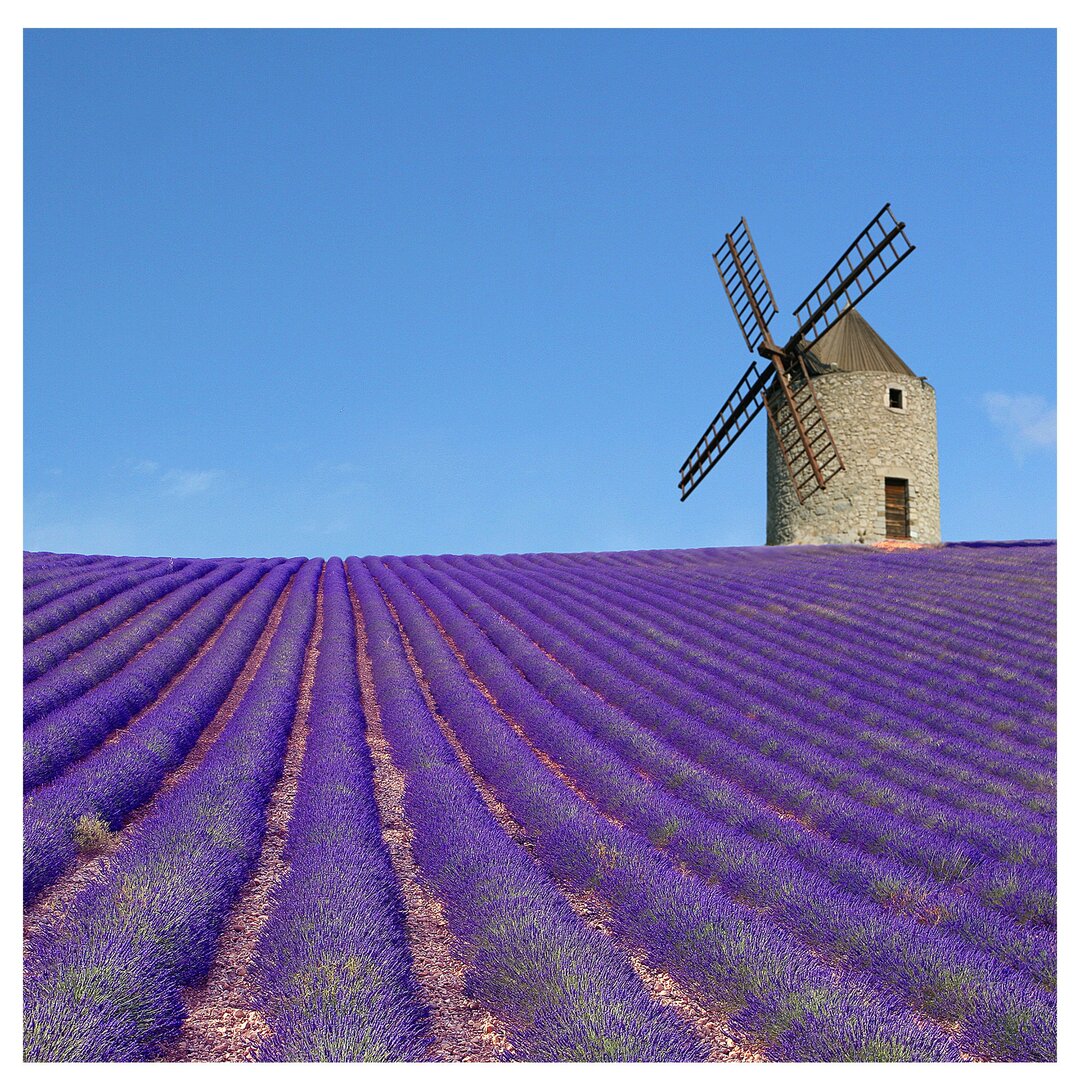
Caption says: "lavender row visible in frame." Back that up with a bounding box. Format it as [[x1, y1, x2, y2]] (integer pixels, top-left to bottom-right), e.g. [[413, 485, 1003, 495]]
[[507, 549, 1048, 786], [385, 558, 1053, 1059], [622, 545, 1054, 666], [346, 558, 704, 1062], [534, 550, 1056, 768], [551, 544, 1052, 683], [583, 550, 1057, 775], [253, 559, 429, 1061], [24, 551, 76, 567], [24, 560, 189, 645], [23, 553, 126, 587], [24, 557, 151, 611], [606, 546, 1056, 739], [24, 560, 276, 790], [23, 559, 322, 1062], [452, 553, 1058, 912], [429, 557, 1055, 931], [400, 557, 1055, 989], [23, 559, 303, 905], [630, 557, 1054, 760], [24, 560, 225, 685], [636, 545, 1056, 672], [23, 561, 248, 723], [502, 551, 1057, 898], [553, 546, 1056, 751], [494, 557, 1054, 842], [510, 554, 1054, 822], [457, 556, 1055, 875], [365, 558, 958, 1062]]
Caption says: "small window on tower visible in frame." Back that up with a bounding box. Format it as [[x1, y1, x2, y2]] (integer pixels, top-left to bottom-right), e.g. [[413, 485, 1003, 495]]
[[888, 387, 904, 409]]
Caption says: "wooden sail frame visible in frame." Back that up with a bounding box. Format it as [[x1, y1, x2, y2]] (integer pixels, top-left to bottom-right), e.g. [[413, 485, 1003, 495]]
[[679, 204, 914, 503]]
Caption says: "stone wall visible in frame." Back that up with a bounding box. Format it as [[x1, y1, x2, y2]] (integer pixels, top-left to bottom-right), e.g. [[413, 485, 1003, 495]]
[[766, 370, 941, 545]]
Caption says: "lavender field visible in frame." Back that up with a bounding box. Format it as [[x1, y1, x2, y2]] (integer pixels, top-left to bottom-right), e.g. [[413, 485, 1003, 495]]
[[22, 541, 1056, 1062]]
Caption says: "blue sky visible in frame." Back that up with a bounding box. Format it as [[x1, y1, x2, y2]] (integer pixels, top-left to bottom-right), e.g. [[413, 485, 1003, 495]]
[[24, 29, 1056, 559]]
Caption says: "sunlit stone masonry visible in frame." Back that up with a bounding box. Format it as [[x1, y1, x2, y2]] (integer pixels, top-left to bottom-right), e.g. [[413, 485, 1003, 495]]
[[766, 309, 942, 545]]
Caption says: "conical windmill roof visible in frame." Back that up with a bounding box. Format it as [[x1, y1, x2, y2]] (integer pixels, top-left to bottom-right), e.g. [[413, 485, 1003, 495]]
[[808, 308, 914, 376]]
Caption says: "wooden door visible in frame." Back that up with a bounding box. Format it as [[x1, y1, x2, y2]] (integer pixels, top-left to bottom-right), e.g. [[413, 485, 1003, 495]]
[[884, 478, 910, 538]]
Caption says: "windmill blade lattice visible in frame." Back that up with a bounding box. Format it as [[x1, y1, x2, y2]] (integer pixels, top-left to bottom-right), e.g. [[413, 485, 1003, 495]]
[[679, 359, 772, 501], [761, 353, 844, 502], [712, 217, 779, 353], [679, 202, 914, 509], [790, 203, 915, 349]]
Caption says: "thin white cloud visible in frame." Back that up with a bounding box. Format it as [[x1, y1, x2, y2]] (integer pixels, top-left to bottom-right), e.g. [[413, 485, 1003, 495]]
[[300, 517, 352, 537], [128, 459, 222, 496], [982, 392, 1056, 454], [161, 469, 222, 497]]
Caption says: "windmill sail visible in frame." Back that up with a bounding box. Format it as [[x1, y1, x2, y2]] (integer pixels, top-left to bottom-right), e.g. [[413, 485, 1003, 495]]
[[789, 204, 915, 349], [712, 217, 779, 353], [680, 202, 912, 506], [679, 360, 772, 501], [762, 353, 844, 502]]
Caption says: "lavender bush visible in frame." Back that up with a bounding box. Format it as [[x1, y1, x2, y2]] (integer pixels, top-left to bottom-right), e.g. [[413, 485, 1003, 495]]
[[23, 559, 321, 1061], [252, 558, 430, 1060], [23, 559, 302, 903], [23, 561, 279, 789], [348, 557, 706, 1062], [23, 542, 1055, 1062], [23, 561, 249, 717]]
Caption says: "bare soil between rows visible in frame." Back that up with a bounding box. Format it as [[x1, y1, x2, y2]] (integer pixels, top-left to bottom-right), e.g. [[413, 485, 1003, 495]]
[[157, 570, 324, 1062]]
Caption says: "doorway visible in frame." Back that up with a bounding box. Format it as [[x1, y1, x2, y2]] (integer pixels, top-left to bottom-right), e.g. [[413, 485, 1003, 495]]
[[884, 477, 910, 538]]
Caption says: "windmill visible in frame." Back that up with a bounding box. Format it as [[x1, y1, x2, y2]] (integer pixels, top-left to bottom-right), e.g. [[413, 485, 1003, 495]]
[[678, 204, 916, 508]]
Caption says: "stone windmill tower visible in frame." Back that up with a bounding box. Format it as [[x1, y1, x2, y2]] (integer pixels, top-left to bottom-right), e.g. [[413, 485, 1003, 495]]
[[678, 204, 941, 546], [766, 309, 940, 544]]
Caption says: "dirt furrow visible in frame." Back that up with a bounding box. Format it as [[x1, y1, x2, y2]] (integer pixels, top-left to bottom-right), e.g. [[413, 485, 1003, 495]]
[[24, 562, 175, 641], [456, 585, 860, 848], [156, 569, 323, 1063], [25, 568, 261, 790], [24, 579, 297, 952], [377, 579, 742, 1061], [38, 563, 222, 675], [410, 580, 970, 1061], [396, 583, 754, 1062], [348, 571, 509, 1062]]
